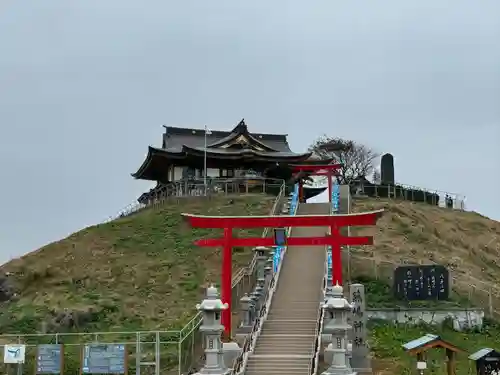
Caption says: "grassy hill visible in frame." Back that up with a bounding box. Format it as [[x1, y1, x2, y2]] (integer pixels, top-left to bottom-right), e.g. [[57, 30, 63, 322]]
[[1, 193, 499, 375], [0, 195, 275, 334], [347, 198, 500, 374], [350, 198, 500, 305]]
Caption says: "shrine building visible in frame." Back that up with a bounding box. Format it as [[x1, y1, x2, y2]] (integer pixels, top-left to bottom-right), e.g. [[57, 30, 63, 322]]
[[132, 119, 327, 202]]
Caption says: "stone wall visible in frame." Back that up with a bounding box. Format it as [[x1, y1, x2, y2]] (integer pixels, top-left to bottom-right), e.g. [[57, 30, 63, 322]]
[[366, 307, 484, 331]]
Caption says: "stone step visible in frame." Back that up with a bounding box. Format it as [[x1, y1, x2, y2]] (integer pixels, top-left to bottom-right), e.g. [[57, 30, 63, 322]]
[[245, 203, 330, 375], [246, 357, 311, 366], [252, 344, 314, 355], [261, 326, 317, 335], [253, 344, 314, 352], [245, 370, 309, 375]]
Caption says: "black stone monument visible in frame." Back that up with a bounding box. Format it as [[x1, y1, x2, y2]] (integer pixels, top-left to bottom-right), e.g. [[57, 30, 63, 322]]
[[393, 265, 450, 301], [380, 153, 395, 185]]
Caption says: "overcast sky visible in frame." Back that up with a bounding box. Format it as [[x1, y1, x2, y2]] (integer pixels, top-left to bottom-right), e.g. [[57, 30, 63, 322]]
[[0, 0, 499, 263]]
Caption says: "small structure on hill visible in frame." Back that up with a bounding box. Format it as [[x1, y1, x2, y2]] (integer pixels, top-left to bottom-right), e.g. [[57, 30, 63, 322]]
[[469, 348, 500, 375], [402, 334, 463, 375]]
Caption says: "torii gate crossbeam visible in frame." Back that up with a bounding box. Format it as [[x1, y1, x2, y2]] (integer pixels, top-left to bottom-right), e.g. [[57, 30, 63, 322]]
[[182, 209, 384, 337]]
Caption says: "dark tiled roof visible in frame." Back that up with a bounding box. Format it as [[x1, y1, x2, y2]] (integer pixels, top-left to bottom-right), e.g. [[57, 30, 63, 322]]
[[183, 146, 303, 158], [162, 119, 293, 153]]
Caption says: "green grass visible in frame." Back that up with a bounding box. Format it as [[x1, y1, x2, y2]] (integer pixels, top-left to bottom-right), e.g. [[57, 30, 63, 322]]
[[0, 195, 276, 334], [349, 276, 488, 374], [370, 318, 500, 375]]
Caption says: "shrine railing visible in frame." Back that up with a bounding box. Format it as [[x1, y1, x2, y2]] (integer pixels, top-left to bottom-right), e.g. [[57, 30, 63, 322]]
[[104, 177, 285, 223], [352, 181, 466, 211]]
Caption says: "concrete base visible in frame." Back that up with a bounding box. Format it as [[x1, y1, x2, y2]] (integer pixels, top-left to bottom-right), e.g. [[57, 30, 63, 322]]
[[352, 368, 372, 375], [323, 344, 355, 375], [351, 351, 371, 371], [222, 342, 242, 369], [321, 368, 357, 375], [197, 367, 231, 375]]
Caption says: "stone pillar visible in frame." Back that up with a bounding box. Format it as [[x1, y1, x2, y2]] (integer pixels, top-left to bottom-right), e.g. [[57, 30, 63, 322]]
[[194, 285, 231, 375], [349, 283, 371, 373], [346, 342, 353, 370], [264, 265, 273, 289], [254, 246, 270, 282], [266, 255, 274, 279], [254, 283, 264, 312], [250, 289, 261, 318], [254, 246, 270, 309], [322, 284, 355, 375], [249, 291, 258, 323], [238, 294, 252, 333], [325, 275, 334, 297]]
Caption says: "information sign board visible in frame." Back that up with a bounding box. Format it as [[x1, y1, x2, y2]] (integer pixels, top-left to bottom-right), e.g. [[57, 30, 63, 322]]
[[81, 344, 127, 374], [36, 344, 63, 374], [393, 265, 449, 301]]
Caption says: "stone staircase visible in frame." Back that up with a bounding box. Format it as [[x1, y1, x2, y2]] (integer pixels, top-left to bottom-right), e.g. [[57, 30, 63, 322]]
[[244, 202, 330, 375]]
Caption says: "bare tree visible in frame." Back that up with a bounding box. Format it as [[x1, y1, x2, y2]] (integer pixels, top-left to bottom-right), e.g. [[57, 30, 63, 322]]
[[308, 136, 379, 184], [372, 169, 381, 184]]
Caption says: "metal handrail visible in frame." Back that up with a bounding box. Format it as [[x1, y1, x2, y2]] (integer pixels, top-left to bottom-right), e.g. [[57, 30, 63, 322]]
[[310, 245, 328, 375], [234, 184, 298, 375]]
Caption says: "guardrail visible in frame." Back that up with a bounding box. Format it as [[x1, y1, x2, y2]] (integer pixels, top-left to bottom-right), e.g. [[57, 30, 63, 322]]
[[352, 181, 466, 211], [104, 177, 285, 223]]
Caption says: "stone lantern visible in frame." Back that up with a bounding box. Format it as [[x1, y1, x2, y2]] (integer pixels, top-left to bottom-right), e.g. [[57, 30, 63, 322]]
[[249, 290, 259, 322], [321, 283, 356, 375], [265, 256, 274, 287], [321, 278, 343, 352], [254, 246, 270, 284], [253, 283, 264, 312], [194, 285, 230, 375], [238, 294, 252, 333]]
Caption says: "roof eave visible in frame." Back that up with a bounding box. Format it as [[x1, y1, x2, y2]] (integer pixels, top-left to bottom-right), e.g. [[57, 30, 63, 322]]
[[131, 146, 183, 180]]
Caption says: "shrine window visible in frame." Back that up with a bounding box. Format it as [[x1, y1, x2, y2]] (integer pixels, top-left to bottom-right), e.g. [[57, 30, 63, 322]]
[[220, 169, 234, 177]]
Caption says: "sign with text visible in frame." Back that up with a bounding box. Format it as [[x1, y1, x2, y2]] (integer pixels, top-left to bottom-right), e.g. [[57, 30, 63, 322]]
[[4, 344, 26, 364], [349, 283, 371, 371], [81, 344, 127, 374], [36, 344, 63, 374], [394, 265, 449, 301]]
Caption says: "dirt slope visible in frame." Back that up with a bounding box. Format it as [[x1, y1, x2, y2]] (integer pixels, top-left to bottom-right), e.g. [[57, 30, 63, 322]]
[[0, 195, 275, 334], [350, 197, 500, 308]]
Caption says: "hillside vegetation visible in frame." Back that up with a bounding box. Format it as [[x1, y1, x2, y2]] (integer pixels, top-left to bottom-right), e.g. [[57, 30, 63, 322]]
[[0, 195, 275, 334], [348, 198, 500, 374], [350, 198, 500, 293]]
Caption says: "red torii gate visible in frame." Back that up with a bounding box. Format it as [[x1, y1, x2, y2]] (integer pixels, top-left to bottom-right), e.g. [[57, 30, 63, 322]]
[[182, 209, 384, 337], [292, 163, 342, 203]]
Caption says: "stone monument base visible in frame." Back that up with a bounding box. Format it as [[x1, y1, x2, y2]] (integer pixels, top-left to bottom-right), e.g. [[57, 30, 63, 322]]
[[223, 341, 242, 369]]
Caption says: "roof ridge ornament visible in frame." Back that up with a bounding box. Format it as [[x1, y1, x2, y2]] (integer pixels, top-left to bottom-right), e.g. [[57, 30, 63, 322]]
[[234, 118, 247, 133]]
